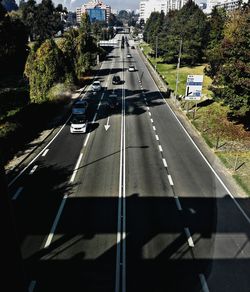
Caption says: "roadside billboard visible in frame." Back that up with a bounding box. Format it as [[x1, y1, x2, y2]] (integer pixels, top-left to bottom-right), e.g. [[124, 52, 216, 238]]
[[185, 75, 204, 101]]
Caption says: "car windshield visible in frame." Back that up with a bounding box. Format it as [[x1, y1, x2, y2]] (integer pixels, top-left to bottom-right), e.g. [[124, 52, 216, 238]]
[[74, 103, 85, 108], [71, 116, 86, 123]]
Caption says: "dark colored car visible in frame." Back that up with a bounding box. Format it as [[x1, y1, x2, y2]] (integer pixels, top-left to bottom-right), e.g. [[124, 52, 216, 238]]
[[112, 75, 121, 85], [131, 45, 135, 49], [108, 94, 119, 109]]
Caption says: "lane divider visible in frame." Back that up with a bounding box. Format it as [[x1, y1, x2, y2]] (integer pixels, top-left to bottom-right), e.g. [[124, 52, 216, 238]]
[[199, 274, 210, 292], [184, 227, 195, 248], [42, 149, 49, 157], [12, 186, 23, 200], [29, 165, 38, 175]]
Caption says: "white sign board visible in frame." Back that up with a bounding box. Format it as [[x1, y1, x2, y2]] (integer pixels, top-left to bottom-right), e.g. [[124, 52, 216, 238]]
[[185, 75, 204, 101]]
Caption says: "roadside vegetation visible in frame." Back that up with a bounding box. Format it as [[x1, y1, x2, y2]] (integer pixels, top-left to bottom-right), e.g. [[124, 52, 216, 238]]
[[0, 0, 108, 165], [141, 0, 250, 194]]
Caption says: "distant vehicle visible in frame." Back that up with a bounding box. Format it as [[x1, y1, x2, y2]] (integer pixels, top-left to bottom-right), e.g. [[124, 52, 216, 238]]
[[72, 100, 88, 115], [131, 45, 135, 49], [70, 114, 87, 133], [128, 65, 135, 72], [112, 75, 121, 85], [91, 80, 101, 91], [127, 53, 132, 58]]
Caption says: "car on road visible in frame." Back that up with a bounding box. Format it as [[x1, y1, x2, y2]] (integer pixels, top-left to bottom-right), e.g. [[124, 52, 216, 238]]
[[91, 80, 102, 91], [131, 45, 135, 49], [127, 53, 132, 58], [72, 100, 88, 115], [128, 65, 135, 72], [70, 115, 87, 133], [112, 75, 121, 85], [108, 94, 119, 109]]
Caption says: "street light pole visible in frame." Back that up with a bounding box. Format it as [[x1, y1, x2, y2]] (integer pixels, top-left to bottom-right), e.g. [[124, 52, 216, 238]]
[[175, 38, 182, 104], [155, 35, 158, 59]]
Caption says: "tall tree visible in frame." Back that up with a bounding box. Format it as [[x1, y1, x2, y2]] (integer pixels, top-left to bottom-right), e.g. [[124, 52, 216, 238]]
[[25, 39, 66, 102], [205, 7, 227, 77], [216, 5, 250, 115]]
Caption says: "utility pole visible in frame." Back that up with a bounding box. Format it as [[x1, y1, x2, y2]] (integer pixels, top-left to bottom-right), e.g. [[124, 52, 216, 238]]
[[175, 38, 182, 104], [155, 35, 158, 59]]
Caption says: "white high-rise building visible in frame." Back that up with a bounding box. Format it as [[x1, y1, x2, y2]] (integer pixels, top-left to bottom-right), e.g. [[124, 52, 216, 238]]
[[139, 0, 188, 22], [205, 0, 248, 14]]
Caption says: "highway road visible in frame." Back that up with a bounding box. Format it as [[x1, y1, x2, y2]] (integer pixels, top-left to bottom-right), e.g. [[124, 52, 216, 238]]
[[8, 34, 250, 292]]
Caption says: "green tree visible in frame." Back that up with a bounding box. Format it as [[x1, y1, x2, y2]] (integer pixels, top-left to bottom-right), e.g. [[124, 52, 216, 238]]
[[205, 7, 227, 77], [25, 39, 66, 102], [161, 0, 208, 65], [216, 5, 250, 115]]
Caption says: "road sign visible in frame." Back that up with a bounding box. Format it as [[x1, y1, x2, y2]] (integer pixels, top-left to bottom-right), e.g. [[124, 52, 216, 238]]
[[185, 75, 203, 100]]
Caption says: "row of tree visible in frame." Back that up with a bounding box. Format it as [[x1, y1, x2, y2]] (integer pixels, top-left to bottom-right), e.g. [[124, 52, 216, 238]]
[[25, 13, 103, 102], [143, 0, 250, 116]]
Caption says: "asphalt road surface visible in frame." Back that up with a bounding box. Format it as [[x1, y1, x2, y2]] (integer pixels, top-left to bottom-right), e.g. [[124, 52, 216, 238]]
[[8, 34, 250, 292]]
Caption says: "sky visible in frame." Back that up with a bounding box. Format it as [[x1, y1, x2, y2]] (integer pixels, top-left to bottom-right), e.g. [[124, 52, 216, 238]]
[[51, 0, 139, 11], [16, 0, 203, 12]]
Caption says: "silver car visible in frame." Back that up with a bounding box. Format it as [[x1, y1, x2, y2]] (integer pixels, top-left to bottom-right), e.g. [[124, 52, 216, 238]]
[[91, 80, 102, 91]]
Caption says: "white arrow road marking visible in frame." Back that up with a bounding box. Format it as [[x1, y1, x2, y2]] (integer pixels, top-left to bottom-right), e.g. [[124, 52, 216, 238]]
[[104, 116, 111, 131]]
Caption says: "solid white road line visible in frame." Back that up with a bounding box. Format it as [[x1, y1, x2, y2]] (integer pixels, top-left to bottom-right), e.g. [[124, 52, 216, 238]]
[[28, 280, 36, 292], [174, 196, 183, 211], [8, 114, 72, 187], [70, 153, 83, 183], [199, 274, 210, 292], [162, 158, 168, 168], [153, 126, 156, 131], [155, 134, 159, 141], [29, 165, 38, 175], [116, 55, 125, 292], [184, 227, 195, 247], [142, 54, 250, 225], [44, 194, 68, 248], [168, 174, 174, 186], [42, 148, 49, 157], [159, 145, 163, 152], [12, 187, 24, 200], [150, 118, 154, 123], [93, 113, 97, 121]]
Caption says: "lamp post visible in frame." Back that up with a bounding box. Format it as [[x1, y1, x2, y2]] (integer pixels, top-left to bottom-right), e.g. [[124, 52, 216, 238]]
[[155, 35, 158, 71], [175, 38, 182, 104]]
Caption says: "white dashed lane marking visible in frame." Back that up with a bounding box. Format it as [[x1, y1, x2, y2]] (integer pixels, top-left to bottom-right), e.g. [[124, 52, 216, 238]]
[[168, 175, 174, 186], [155, 135, 159, 141], [162, 158, 168, 168], [174, 196, 183, 211], [29, 165, 38, 175], [158, 145, 163, 152], [184, 227, 195, 247], [12, 187, 24, 200], [42, 149, 49, 157]]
